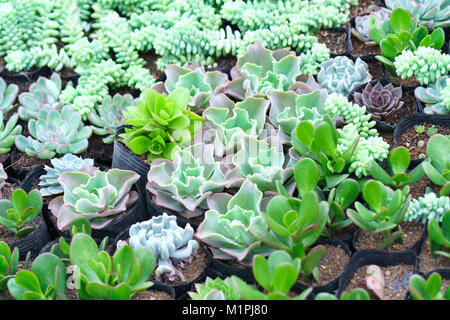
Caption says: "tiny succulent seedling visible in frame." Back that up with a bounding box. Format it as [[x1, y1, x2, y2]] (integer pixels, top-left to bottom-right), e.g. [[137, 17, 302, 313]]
[[415, 125, 425, 134], [427, 211, 450, 259], [369, 147, 424, 189], [427, 125, 438, 137], [422, 134, 450, 196], [0, 189, 43, 237], [409, 273, 450, 300]]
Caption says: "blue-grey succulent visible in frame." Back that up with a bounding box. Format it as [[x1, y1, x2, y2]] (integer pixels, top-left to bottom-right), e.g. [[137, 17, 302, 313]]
[[404, 192, 450, 224], [415, 76, 450, 116]]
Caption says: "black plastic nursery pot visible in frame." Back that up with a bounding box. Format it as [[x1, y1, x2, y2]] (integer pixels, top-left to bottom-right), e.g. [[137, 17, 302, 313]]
[[336, 249, 419, 299], [8, 146, 50, 181], [145, 281, 176, 300], [156, 67, 232, 83], [292, 238, 353, 295], [0, 66, 52, 83], [314, 24, 352, 58]]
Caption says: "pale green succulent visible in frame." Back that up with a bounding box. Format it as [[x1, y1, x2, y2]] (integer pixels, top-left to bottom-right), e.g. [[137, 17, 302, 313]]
[[15, 105, 92, 159], [385, 0, 450, 28], [196, 180, 274, 265], [146, 143, 226, 219], [404, 192, 450, 224], [48, 168, 139, 230], [415, 76, 450, 116], [117, 213, 199, 281], [353, 8, 391, 43], [88, 94, 138, 144], [0, 112, 22, 155], [317, 57, 372, 96], [0, 78, 18, 114], [38, 154, 95, 197], [18, 73, 63, 121], [188, 277, 240, 300]]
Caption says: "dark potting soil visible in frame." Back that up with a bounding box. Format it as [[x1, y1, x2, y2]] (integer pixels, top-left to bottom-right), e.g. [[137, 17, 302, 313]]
[[11, 151, 49, 174], [215, 55, 237, 70], [58, 67, 77, 79], [140, 51, 163, 80], [1, 182, 19, 200], [344, 264, 415, 300], [80, 134, 105, 160], [379, 131, 394, 151], [0, 216, 41, 247], [315, 29, 348, 56], [0, 154, 9, 164], [351, 37, 380, 57], [102, 142, 114, 162], [132, 289, 173, 300], [328, 223, 358, 242], [367, 61, 384, 80], [397, 124, 450, 161], [409, 176, 429, 199], [108, 86, 137, 97], [350, 0, 379, 17], [418, 236, 450, 273], [354, 222, 424, 251], [385, 70, 420, 87], [297, 244, 350, 286], [374, 91, 416, 127]]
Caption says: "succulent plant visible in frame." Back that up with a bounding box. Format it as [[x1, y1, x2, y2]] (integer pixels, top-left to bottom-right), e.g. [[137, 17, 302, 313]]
[[153, 64, 229, 112], [18, 73, 63, 121], [38, 154, 95, 197], [317, 57, 372, 96], [0, 112, 22, 154], [15, 105, 92, 159], [0, 164, 7, 200], [422, 134, 450, 196], [415, 76, 450, 116], [146, 143, 226, 219], [353, 8, 391, 44], [88, 94, 138, 144], [428, 211, 450, 258], [224, 41, 302, 100], [365, 265, 385, 299], [117, 213, 199, 281], [188, 277, 240, 300], [404, 192, 450, 224], [353, 81, 404, 120], [48, 168, 139, 230], [0, 241, 21, 293], [385, 0, 450, 29], [196, 180, 274, 265], [409, 273, 450, 300], [0, 78, 18, 114]]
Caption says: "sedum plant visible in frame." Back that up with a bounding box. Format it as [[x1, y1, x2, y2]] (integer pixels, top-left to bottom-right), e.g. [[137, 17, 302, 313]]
[[427, 211, 450, 258], [415, 76, 450, 116], [347, 180, 411, 249], [18, 73, 63, 121], [369, 147, 425, 189], [409, 273, 450, 300], [88, 94, 138, 144], [0, 78, 18, 114], [38, 154, 95, 197], [117, 213, 199, 281], [48, 168, 139, 230], [147, 143, 226, 219], [353, 81, 404, 120], [188, 277, 240, 300], [405, 192, 450, 224], [353, 8, 391, 44], [70, 233, 156, 300], [15, 105, 92, 159], [0, 189, 43, 238], [196, 180, 274, 265], [422, 134, 450, 196], [317, 56, 371, 96], [0, 112, 22, 154]]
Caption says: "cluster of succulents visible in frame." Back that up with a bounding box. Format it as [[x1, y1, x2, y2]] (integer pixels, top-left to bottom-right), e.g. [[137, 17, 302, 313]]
[[404, 192, 450, 224], [415, 76, 450, 116]]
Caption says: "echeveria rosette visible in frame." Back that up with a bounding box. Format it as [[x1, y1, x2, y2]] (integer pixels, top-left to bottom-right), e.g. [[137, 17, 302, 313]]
[[196, 180, 275, 266], [353, 8, 391, 44], [415, 76, 450, 116], [15, 105, 92, 160], [88, 94, 139, 144], [317, 57, 372, 96], [0, 77, 18, 115], [48, 168, 139, 230], [353, 81, 404, 120], [224, 41, 302, 100], [223, 135, 294, 194], [146, 143, 226, 219], [153, 64, 229, 112]]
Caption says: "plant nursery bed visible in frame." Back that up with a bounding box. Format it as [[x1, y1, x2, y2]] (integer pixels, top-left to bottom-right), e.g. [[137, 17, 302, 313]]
[[418, 237, 450, 273]]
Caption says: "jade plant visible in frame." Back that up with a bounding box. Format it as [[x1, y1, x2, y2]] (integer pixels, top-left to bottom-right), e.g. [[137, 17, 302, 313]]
[[117, 213, 199, 281], [230, 251, 313, 300], [404, 192, 450, 224], [0, 241, 22, 293], [0, 78, 18, 114], [153, 64, 229, 112], [427, 211, 450, 258], [369, 7, 445, 75], [120, 87, 204, 162], [409, 273, 450, 300], [146, 143, 226, 219], [70, 233, 156, 300], [188, 277, 240, 300], [196, 180, 274, 266], [317, 56, 372, 96], [7, 253, 67, 300], [347, 180, 411, 249], [248, 191, 329, 282], [0, 112, 22, 154], [15, 105, 92, 159], [415, 76, 450, 116], [88, 94, 138, 144], [314, 288, 371, 300], [353, 81, 404, 120], [0, 189, 43, 237], [48, 168, 139, 230], [39, 154, 95, 197], [422, 134, 450, 196], [369, 147, 425, 189]]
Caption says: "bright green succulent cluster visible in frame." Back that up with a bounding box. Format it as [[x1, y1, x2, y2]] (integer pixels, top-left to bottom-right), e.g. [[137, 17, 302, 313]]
[[405, 192, 450, 224]]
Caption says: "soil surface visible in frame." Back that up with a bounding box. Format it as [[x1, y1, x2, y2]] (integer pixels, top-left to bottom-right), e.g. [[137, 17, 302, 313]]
[[79, 134, 105, 160], [1, 182, 19, 200], [315, 29, 348, 56], [385, 69, 420, 88], [344, 263, 415, 300], [350, 0, 379, 17], [367, 61, 384, 80], [328, 223, 358, 242], [409, 175, 430, 199], [354, 222, 424, 252], [132, 289, 173, 300], [370, 90, 416, 127], [396, 123, 450, 161], [0, 154, 9, 164], [140, 51, 163, 80], [297, 244, 350, 286], [11, 151, 49, 175], [379, 131, 394, 151], [351, 37, 380, 57], [215, 55, 237, 71], [418, 236, 450, 273]]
